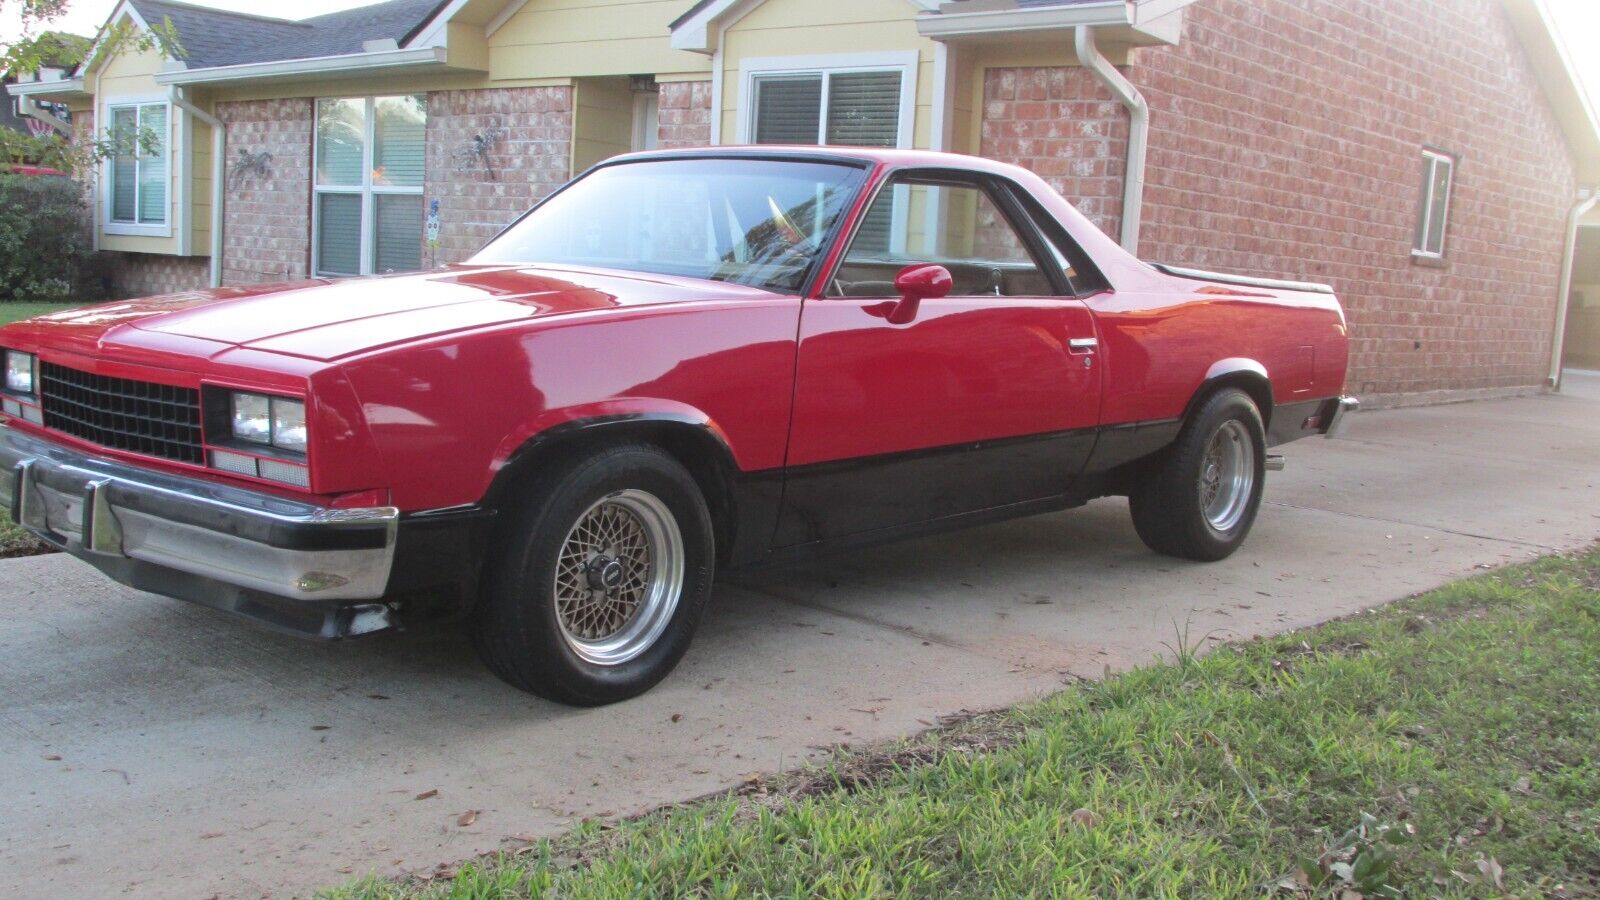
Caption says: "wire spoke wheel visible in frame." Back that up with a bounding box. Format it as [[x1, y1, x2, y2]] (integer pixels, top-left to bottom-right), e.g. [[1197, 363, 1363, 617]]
[[552, 489, 685, 667], [1199, 419, 1255, 533]]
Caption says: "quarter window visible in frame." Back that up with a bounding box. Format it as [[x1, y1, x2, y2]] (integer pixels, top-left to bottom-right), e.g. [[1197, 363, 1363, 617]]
[[105, 101, 169, 229], [1414, 149, 1455, 259], [314, 95, 426, 277]]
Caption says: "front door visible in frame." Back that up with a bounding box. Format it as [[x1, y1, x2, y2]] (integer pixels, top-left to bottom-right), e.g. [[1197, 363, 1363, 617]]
[[777, 173, 1103, 546]]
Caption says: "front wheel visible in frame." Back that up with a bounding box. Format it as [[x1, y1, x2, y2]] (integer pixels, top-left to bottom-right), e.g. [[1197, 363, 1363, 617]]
[[1129, 388, 1266, 561], [470, 445, 715, 705]]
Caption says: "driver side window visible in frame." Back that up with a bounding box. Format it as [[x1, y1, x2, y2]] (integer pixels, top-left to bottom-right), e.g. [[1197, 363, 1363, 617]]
[[830, 176, 1054, 298]]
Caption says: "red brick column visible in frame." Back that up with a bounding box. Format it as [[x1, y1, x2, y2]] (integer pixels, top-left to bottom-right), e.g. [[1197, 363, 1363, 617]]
[[216, 98, 313, 286], [423, 86, 575, 267], [656, 81, 713, 149], [980, 66, 1129, 240]]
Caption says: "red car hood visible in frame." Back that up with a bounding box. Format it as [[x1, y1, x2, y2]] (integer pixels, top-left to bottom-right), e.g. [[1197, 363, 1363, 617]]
[[16, 265, 771, 363]]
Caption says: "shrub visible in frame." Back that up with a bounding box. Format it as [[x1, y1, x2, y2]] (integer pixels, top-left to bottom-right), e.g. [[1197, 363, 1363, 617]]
[[0, 173, 98, 302]]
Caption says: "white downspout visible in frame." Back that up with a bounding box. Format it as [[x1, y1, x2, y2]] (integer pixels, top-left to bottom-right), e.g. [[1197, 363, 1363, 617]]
[[168, 85, 225, 288], [1075, 25, 1149, 256], [1550, 189, 1599, 390]]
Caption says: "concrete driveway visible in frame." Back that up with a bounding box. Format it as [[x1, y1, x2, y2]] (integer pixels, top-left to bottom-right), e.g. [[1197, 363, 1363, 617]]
[[4, 374, 1598, 899]]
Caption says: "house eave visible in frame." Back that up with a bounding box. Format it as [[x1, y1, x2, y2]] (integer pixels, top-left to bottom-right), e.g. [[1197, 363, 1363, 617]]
[[6, 78, 89, 101], [152, 46, 474, 87], [916, 1, 1183, 46]]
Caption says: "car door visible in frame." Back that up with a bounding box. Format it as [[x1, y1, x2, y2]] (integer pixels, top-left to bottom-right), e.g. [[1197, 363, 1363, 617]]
[[776, 171, 1104, 546]]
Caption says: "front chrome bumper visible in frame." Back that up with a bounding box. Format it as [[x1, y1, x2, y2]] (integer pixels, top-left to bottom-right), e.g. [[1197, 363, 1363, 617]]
[[0, 425, 401, 636], [1323, 395, 1360, 439]]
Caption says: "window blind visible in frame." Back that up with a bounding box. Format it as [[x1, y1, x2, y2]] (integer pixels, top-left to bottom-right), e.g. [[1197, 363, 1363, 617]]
[[754, 76, 823, 145], [374, 194, 423, 273], [825, 72, 900, 147], [136, 105, 167, 224], [317, 193, 362, 276], [374, 95, 425, 188]]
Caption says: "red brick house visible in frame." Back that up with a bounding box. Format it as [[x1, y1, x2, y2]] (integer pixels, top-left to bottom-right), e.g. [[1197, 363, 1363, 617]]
[[8, 0, 1597, 404]]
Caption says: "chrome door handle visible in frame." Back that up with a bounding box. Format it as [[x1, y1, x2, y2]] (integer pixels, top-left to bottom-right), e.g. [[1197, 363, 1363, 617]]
[[1068, 337, 1099, 352]]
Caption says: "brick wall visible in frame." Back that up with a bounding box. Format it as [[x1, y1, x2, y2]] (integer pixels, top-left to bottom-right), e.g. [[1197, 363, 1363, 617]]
[[423, 87, 574, 267], [104, 254, 210, 298], [657, 80, 713, 149], [216, 98, 313, 286], [980, 67, 1128, 239], [980, 0, 1577, 397]]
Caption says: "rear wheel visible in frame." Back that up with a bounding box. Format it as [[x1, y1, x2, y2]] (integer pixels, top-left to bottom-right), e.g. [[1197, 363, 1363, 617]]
[[470, 445, 715, 705], [1129, 388, 1266, 561]]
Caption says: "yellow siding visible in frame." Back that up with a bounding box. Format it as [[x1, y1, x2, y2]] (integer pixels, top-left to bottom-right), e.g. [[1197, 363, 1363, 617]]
[[97, 46, 181, 255], [718, 0, 938, 147], [489, 0, 709, 81], [191, 117, 212, 254], [571, 76, 635, 173]]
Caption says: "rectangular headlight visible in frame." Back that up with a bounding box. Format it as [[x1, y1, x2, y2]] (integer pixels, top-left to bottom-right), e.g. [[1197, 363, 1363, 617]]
[[4, 351, 35, 395], [231, 393, 271, 444], [229, 391, 307, 453], [270, 398, 307, 453]]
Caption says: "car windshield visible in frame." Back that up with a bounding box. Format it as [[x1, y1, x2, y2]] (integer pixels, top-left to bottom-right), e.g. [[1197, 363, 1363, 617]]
[[469, 158, 865, 294]]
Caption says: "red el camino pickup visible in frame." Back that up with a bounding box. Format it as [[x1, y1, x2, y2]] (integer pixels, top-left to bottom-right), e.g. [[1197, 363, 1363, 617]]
[[0, 148, 1355, 704]]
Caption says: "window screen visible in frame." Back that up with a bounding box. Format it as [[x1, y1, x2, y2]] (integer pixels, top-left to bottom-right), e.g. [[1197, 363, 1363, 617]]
[[751, 69, 902, 147], [1414, 150, 1455, 258], [314, 95, 426, 276]]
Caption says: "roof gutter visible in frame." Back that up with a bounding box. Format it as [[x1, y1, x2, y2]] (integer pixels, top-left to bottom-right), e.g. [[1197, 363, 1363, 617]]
[[5, 78, 88, 100], [168, 85, 225, 289], [155, 46, 451, 86], [918, 0, 1130, 39], [1550, 188, 1600, 390], [1076, 25, 1149, 255]]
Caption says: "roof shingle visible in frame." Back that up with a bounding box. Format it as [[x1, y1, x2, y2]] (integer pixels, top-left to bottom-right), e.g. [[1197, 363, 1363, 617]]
[[128, 0, 448, 70]]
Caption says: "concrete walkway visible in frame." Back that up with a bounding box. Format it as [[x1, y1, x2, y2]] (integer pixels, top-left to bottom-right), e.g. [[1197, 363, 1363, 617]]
[[3, 375, 1597, 898]]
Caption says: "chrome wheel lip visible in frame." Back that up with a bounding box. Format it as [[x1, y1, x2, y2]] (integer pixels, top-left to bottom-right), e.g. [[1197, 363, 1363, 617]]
[[1200, 419, 1255, 533], [553, 489, 685, 667]]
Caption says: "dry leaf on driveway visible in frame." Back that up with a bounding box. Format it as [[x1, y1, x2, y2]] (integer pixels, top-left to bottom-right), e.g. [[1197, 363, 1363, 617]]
[[457, 810, 478, 827]]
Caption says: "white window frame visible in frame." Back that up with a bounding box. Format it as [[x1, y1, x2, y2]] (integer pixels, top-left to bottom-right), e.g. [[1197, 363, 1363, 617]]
[[101, 94, 173, 238], [312, 95, 427, 278], [735, 51, 919, 149], [1413, 148, 1455, 260], [632, 90, 660, 152]]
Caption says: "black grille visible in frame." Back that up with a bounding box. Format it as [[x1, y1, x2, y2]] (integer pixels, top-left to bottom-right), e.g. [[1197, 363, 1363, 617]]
[[40, 362, 204, 464]]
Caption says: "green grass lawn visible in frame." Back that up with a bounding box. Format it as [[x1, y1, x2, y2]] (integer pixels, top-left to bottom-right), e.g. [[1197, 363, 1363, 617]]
[[328, 547, 1600, 899], [0, 301, 78, 327]]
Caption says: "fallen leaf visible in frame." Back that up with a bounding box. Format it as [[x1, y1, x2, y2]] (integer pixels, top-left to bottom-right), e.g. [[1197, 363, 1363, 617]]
[[670, 713, 683, 723], [200, 832, 224, 840], [1513, 776, 1532, 795], [1476, 856, 1505, 890], [42, 754, 62, 761], [414, 789, 438, 801], [456, 810, 478, 827], [368, 693, 391, 701], [311, 725, 331, 731]]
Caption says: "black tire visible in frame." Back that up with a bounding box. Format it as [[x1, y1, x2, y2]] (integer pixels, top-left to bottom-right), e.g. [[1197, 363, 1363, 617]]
[[470, 444, 715, 705], [1129, 388, 1266, 562]]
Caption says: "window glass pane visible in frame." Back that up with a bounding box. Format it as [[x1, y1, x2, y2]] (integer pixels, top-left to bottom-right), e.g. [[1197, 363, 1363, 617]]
[[109, 107, 137, 223], [317, 99, 366, 187], [472, 158, 861, 294], [834, 180, 1051, 298], [374, 194, 423, 273], [317, 193, 363, 276], [1426, 157, 1451, 256], [825, 71, 901, 147], [1414, 156, 1434, 252], [373, 95, 425, 188], [136, 105, 167, 224], [753, 75, 822, 144]]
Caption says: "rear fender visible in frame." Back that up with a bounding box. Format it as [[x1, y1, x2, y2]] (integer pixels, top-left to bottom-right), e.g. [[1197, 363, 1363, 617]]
[[1186, 358, 1274, 429]]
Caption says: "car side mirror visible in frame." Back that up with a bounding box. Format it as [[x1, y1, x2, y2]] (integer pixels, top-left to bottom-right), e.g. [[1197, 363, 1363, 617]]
[[888, 264, 953, 325]]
